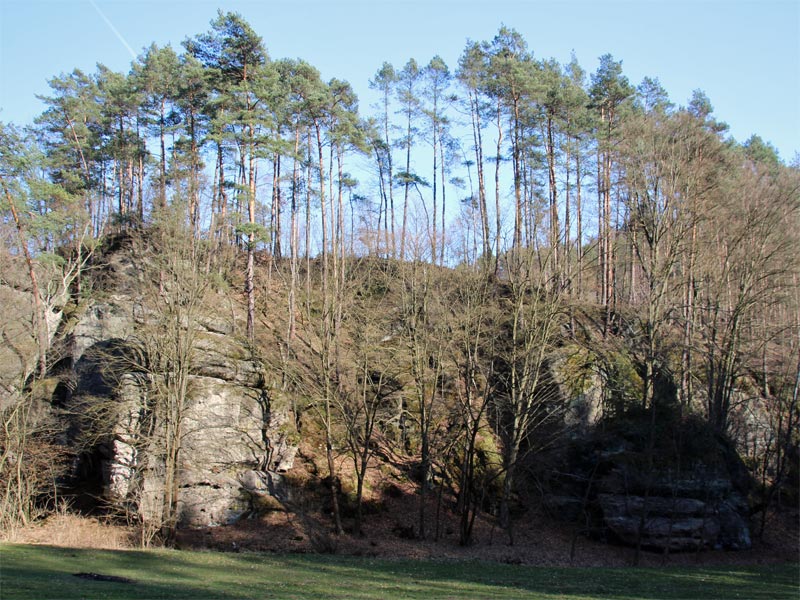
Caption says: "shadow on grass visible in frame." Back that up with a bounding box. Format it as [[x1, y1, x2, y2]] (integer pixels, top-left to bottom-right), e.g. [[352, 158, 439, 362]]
[[2, 544, 798, 600], [268, 554, 800, 600]]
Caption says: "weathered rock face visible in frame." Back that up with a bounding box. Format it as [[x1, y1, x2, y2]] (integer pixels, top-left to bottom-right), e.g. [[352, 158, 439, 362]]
[[542, 341, 757, 554], [0, 283, 65, 411], [543, 416, 754, 552], [173, 375, 296, 527], [62, 252, 297, 529], [546, 466, 753, 552], [599, 493, 719, 551], [597, 487, 751, 551], [551, 349, 602, 432], [595, 436, 753, 551]]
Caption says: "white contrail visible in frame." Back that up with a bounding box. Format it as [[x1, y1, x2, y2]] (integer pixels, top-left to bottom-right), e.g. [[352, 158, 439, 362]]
[[88, 0, 137, 60]]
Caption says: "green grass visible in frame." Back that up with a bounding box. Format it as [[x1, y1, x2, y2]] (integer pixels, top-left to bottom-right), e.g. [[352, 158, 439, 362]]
[[0, 543, 797, 599]]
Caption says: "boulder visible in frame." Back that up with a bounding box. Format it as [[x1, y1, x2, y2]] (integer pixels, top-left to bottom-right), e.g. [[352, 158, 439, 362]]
[[599, 493, 721, 551], [239, 469, 293, 504], [546, 418, 754, 553], [178, 476, 249, 527], [595, 479, 752, 551]]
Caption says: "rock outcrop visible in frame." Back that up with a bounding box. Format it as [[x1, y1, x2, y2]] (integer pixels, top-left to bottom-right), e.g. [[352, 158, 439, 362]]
[[543, 413, 754, 552], [60, 249, 297, 529], [596, 477, 751, 551]]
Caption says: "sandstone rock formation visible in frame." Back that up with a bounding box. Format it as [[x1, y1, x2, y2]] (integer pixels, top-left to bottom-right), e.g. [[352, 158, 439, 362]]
[[58, 249, 298, 529]]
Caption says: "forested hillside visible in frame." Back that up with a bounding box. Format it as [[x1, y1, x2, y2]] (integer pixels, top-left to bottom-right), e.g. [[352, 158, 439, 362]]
[[1, 11, 797, 560]]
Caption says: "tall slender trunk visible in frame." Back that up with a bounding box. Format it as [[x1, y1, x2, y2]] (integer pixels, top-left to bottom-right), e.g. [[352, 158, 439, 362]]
[[189, 108, 199, 232], [431, 113, 438, 263], [126, 158, 134, 216], [315, 120, 328, 281], [246, 123, 257, 342], [336, 146, 346, 269], [576, 148, 583, 298], [328, 143, 337, 276], [401, 108, 412, 261], [159, 97, 167, 208], [681, 220, 698, 409], [469, 91, 490, 263], [288, 126, 300, 345], [439, 131, 447, 266], [604, 137, 614, 308], [217, 141, 228, 245], [511, 95, 522, 250], [499, 443, 518, 539], [522, 152, 533, 249], [546, 115, 559, 278], [564, 130, 572, 294], [383, 94, 396, 258], [419, 409, 429, 540], [305, 129, 313, 324], [597, 117, 605, 306], [494, 102, 503, 269], [373, 144, 388, 255], [324, 389, 344, 535], [272, 152, 282, 259], [116, 159, 124, 217]]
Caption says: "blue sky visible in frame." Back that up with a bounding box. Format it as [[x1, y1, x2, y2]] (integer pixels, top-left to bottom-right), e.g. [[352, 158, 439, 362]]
[[1, 0, 798, 161]]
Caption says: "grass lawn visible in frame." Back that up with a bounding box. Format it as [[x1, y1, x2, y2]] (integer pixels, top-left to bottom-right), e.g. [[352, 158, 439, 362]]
[[0, 543, 797, 599]]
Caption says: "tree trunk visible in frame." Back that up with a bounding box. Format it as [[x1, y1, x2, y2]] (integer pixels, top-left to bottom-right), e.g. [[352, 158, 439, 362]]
[[401, 109, 412, 261], [494, 103, 503, 270], [325, 394, 344, 535], [469, 91, 490, 263], [245, 122, 258, 342], [272, 152, 282, 259], [546, 115, 559, 278], [159, 98, 167, 208], [576, 149, 583, 298], [439, 132, 447, 266]]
